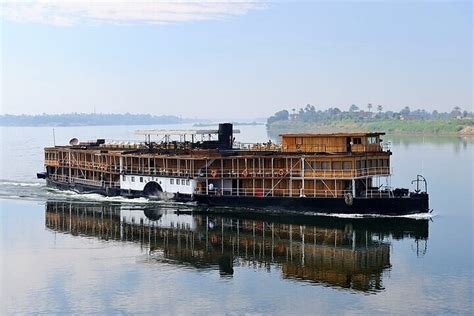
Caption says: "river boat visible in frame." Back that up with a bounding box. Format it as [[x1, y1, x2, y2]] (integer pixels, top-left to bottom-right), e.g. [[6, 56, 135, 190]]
[[37, 123, 429, 215]]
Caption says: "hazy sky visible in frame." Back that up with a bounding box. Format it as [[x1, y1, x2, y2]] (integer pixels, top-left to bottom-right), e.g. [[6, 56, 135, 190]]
[[0, 1, 472, 119]]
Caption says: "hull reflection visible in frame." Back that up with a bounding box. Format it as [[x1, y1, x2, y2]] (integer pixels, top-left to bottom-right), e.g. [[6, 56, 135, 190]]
[[45, 201, 429, 293]]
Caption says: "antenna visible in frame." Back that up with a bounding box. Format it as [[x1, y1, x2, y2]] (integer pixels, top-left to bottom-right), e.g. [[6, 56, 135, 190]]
[[53, 128, 56, 146]]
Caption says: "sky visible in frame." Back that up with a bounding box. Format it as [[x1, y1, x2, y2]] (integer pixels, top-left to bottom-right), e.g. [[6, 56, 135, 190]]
[[0, 0, 472, 119]]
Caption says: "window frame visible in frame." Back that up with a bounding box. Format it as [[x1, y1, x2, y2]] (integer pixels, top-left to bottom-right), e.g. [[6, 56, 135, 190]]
[[367, 136, 378, 144]]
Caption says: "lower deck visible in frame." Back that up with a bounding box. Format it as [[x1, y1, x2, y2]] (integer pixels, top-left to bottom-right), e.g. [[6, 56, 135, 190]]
[[46, 171, 389, 199], [45, 178, 429, 215]]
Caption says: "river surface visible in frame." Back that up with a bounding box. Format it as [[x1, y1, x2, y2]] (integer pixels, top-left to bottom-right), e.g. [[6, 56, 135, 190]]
[[0, 124, 472, 314]]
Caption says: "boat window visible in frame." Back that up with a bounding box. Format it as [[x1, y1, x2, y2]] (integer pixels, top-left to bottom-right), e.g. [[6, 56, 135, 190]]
[[353, 137, 362, 144], [343, 161, 352, 170], [140, 177, 143, 182], [321, 161, 330, 170], [332, 161, 342, 170], [186, 180, 190, 186], [360, 160, 366, 168], [367, 136, 378, 144], [170, 179, 174, 184], [378, 159, 383, 167], [383, 159, 389, 167], [131, 176, 135, 182], [122, 175, 126, 181]]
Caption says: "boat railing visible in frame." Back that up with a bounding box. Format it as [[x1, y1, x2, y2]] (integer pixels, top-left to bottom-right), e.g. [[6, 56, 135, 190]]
[[195, 187, 394, 199], [51, 160, 122, 172], [48, 174, 121, 188], [195, 187, 353, 198], [233, 143, 388, 153], [360, 189, 393, 198], [45, 159, 60, 167], [46, 161, 391, 180], [118, 166, 391, 179], [234, 142, 282, 151]]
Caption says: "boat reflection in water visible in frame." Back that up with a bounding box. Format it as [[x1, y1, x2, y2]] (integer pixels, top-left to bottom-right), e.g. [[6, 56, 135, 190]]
[[45, 201, 429, 293]]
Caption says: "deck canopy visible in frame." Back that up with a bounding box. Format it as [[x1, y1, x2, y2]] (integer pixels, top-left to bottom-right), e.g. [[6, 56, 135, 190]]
[[135, 123, 240, 150], [135, 129, 240, 137]]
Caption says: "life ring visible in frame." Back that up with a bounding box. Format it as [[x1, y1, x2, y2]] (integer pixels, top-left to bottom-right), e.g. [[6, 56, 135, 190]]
[[344, 193, 353, 206], [242, 169, 249, 177], [211, 169, 218, 177], [278, 169, 285, 176]]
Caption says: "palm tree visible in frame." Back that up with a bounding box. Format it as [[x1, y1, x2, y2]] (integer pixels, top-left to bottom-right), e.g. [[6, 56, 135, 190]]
[[367, 103, 373, 112], [377, 104, 383, 114], [400, 106, 411, 116], [349, 104, 359, 112], [452, 106, 462, 118]]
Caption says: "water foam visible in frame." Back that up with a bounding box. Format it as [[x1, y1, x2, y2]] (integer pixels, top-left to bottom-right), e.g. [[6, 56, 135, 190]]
[[44, 187, 196, 207], [302, 212, 435, 219], [0, 180, 43, 187], [44, 188, 152, 203]]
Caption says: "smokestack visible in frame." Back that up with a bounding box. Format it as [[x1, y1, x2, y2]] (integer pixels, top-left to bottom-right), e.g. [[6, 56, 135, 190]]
[[218, 123, 233, 149]]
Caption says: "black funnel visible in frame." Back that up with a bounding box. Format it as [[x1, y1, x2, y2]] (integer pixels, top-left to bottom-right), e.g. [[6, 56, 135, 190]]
[[218, 123, 233, 149]]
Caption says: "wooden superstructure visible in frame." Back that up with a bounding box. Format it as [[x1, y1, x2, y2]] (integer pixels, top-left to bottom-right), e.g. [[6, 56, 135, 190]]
[[43, 126, 392, 199], [281, 132, 384, 153]]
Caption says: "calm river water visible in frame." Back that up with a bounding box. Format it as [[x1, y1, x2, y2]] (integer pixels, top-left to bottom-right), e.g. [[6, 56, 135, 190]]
[[0, 124, 472, 314]]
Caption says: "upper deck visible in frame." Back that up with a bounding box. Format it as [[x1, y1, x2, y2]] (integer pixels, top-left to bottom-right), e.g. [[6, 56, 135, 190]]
[[280, 132, 385, 153]]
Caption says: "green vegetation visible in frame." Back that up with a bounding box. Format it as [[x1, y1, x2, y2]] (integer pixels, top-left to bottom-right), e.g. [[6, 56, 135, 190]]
[[267, 105, 473, 137]]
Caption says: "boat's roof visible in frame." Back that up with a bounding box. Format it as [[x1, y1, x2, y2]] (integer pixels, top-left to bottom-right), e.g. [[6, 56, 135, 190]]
[[279, 132, 385, 137], [135, 129, 240, 136]]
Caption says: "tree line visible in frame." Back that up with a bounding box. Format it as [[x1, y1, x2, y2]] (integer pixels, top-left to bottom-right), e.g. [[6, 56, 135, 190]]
[[267, 104, 472, 125]]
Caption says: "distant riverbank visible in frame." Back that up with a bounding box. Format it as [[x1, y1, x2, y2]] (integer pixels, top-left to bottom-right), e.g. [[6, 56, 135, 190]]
[[267, 119, 474, 135], [0, 113, 197, 127], [266, 105, 473, 137], [267, 118, 474, 137]]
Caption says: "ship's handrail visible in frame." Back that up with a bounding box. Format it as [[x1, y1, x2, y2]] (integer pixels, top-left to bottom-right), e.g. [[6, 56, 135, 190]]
[[280, 144, 386, 153], [194, 187, 394, 198], [48, 174, 120, 188], [45, 140, 391, 153], [117, 166, 391, 179], [47, 160, 391, 178], [234, 142, 282, 151], [233, 143, 389, 153]]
